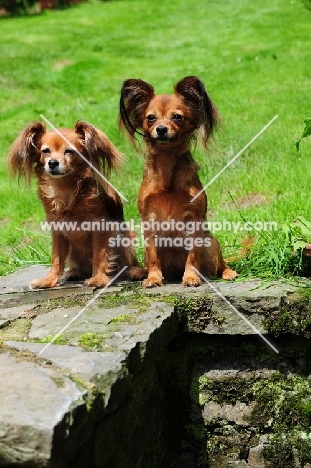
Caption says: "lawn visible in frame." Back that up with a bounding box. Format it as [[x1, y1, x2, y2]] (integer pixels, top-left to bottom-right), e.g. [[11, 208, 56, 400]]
[[0, 0, 310, 277]]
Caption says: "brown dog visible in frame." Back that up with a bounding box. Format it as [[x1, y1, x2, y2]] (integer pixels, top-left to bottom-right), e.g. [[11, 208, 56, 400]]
[[119, 76, 237, 287], [8, 120, 141, 289]]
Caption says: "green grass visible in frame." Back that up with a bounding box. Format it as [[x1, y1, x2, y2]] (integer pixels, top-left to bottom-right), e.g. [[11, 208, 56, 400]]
[[0, 0, 311, 277]]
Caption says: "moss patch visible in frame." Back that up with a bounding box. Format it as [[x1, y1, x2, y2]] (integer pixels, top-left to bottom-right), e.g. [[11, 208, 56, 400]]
[[249, 373, 311, 466], [50, 375, 66, 388], [195, 374, 255, 406], [168, 294, 225, 332], [78, 332, 105, 351], [264, 433, 311, 467], [35, 293, 93, 314], [0, 318, 31, 341], [97, 292, 151, 313], [33, 334, 70, 345], [109, 313, 137, 325], [264, 288, 311, 337]]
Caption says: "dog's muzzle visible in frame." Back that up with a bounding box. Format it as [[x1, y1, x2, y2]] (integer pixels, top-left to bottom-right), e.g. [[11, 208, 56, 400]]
[[46, 159, 65, 177], [156, 125, 168, 137], [48, 159, 59, 170]]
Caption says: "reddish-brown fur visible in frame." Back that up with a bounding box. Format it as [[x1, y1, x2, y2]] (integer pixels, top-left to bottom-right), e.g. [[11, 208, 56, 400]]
[[119, 76, 238, 287], [8, 120, 141, 289]]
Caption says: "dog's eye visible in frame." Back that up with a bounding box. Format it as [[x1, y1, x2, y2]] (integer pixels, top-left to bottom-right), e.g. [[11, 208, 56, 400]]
[[41, 148, 50, 154], [147, 114, 156, 122], [172, 114, 183, 122], [65, 148, 75, 155]]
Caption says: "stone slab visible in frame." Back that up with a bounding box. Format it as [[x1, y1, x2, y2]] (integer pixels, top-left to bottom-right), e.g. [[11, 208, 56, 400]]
[[5, 341, 125, 380], [0, 265, 124, 295], [0, 353, 85, 466], [0, 288, 93, 310], [6, 300, 177, 389], [28, 304, 138, 340], [0, 304, 37, 328], [5, 341, 126, 398], [203, 400, 254, 426], [101, 302, 176, 353], [0, 265, 50, 293], [142, 280, 299, 336], [141, 279, 298, 298], [248, 445, 266, 468], [201, 299, 267, 334]]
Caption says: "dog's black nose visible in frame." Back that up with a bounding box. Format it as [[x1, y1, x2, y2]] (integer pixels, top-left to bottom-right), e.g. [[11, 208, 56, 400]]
[[156, 125, 168, 136], [48, 160, 59, 169]]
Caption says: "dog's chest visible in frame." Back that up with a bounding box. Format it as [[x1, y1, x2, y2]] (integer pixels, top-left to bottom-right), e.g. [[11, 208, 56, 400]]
[[139, 186, 206, 222], [41, 185, 77, 213]]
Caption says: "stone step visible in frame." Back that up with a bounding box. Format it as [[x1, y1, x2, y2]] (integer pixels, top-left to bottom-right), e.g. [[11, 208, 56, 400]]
[[0, 266, 309, 467]]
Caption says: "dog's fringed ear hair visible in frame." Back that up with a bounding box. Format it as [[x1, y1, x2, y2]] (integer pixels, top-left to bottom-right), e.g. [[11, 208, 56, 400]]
[[119, 79, 155, 144], [74, 121, 124, 179], [174, 76, 220, 147], [8, 121, 46, 186]]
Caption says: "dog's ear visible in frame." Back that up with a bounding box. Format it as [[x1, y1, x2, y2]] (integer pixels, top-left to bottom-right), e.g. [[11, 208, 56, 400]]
[[8, 121, 45, 186], [175, 76, 220, 147], [119, 79, 155, 144], [74, 121, 124, 179]]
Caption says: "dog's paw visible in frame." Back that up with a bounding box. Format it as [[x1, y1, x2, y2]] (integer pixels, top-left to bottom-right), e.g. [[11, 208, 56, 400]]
[[182, 274, 202, 287], [142, 275, 163, 288], [30, 278, 59, 289], [85, 274, 110, 288], [222, 268, 238, 281]]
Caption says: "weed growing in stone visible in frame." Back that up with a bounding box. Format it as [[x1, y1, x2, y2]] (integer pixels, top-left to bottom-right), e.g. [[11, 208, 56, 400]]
[[34, 335, 69, 345], [78, 333, 104, 351]]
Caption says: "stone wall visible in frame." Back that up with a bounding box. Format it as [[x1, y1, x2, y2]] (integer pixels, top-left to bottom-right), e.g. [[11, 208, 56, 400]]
[[1, 266, 311, 467], [178, 334, 311, 468]]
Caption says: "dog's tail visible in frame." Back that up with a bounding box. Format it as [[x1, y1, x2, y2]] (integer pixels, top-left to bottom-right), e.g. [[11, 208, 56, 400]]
[[126, 265, 148, 281]]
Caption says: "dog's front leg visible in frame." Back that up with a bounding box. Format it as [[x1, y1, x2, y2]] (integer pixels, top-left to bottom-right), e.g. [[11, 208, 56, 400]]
[[85, 232, 111, 288], [143, 233, 163, 288], [182, 232, 202, 287], [30, 232, 69, 289]]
